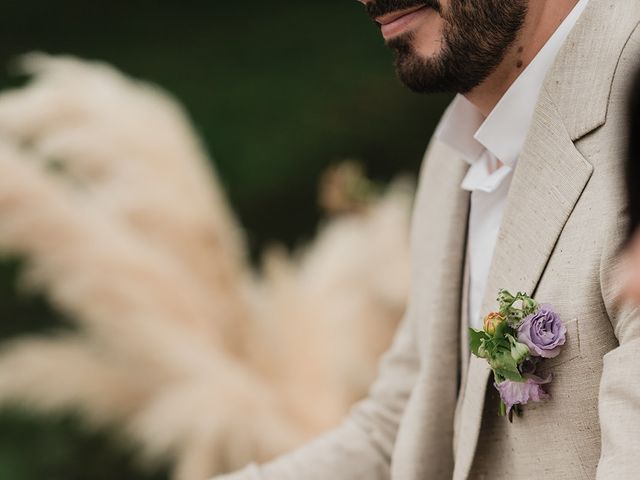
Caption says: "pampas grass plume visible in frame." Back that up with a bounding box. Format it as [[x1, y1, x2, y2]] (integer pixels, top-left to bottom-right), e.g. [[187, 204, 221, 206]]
[[0, 54, 413, 479]]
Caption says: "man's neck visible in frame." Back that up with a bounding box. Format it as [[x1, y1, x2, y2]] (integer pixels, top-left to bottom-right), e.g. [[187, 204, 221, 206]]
[[464, 0, 580, 117]]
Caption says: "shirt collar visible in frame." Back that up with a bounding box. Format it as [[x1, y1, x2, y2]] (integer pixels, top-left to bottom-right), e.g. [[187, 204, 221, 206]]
[[434, 94, 485, 164], [436, 0, 590, 167]]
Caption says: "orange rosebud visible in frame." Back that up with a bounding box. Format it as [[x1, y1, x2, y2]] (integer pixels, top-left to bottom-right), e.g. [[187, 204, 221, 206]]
[[483, 312, 506, 335]]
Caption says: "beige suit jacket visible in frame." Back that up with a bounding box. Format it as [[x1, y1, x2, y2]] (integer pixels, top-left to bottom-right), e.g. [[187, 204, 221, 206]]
[[218, 1, 640, 478]]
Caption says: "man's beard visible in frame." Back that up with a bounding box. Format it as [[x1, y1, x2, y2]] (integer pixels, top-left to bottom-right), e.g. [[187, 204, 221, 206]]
[[368, 0, 528, 94]]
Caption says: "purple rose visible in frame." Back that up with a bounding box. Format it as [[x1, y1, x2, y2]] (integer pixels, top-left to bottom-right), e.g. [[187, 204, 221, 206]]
[[495, 374, 552, 415], [517, 304, 566, 358]]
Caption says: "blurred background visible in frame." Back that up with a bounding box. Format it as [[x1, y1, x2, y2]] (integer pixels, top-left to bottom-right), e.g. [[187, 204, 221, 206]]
[[0, 1, 450, 479]]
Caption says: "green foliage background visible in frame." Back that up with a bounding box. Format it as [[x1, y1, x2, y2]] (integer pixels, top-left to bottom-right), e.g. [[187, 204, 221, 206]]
[[0, 1, 450, 478]]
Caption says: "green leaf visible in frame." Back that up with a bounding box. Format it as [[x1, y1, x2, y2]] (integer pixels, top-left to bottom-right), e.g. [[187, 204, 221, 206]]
[[493, 318, 510, 340], [497, 289, 516, 312], [495, 367, 524, 382], [469, 328, 490, 358], [506, 333, 529, 364], [497, 289, 539, 328], [489, 349, 523, 382], [521, 295, 539, 317]]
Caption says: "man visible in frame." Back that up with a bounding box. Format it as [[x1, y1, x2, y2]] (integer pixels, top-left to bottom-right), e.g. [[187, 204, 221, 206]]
[[218, 0, 640, 478]]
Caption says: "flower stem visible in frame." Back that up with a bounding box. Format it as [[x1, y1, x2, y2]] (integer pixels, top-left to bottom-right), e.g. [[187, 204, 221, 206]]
[[498, 400, 507, 417]]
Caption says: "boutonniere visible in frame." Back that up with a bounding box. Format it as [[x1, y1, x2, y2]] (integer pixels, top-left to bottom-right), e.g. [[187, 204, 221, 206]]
[[469, 289, 567, 421]]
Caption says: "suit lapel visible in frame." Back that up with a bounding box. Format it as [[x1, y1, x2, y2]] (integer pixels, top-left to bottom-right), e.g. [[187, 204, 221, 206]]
[[452, 0, 640, 476], [452, 88, 594, 479], [392, 141, 471, 479]]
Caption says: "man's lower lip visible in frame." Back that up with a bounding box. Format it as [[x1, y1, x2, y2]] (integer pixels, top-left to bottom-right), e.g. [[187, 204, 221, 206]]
[[380, 6, 429, 40]]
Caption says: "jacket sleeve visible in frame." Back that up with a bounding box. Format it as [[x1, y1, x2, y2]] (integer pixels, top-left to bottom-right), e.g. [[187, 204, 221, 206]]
[[213, 299, 421, 480], [596, 222, 640, 479]]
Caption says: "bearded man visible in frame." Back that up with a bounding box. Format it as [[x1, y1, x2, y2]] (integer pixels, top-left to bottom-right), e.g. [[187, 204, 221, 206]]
[[217, 0, 640, 478]]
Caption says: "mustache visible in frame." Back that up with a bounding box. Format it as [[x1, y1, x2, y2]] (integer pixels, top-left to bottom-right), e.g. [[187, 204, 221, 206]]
[[366, 0, 441, 21]]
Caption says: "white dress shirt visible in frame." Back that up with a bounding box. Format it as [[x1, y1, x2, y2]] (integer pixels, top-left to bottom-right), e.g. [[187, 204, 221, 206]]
[[434, 0, 590, 330]]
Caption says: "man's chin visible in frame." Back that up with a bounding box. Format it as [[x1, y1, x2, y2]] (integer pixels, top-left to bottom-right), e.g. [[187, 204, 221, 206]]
[[392, 46, 486, 95], [392, 51, 441, 94]]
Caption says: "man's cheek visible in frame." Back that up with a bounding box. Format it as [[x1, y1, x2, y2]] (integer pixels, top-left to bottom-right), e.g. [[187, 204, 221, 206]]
[[412, 10, 445, 57]]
